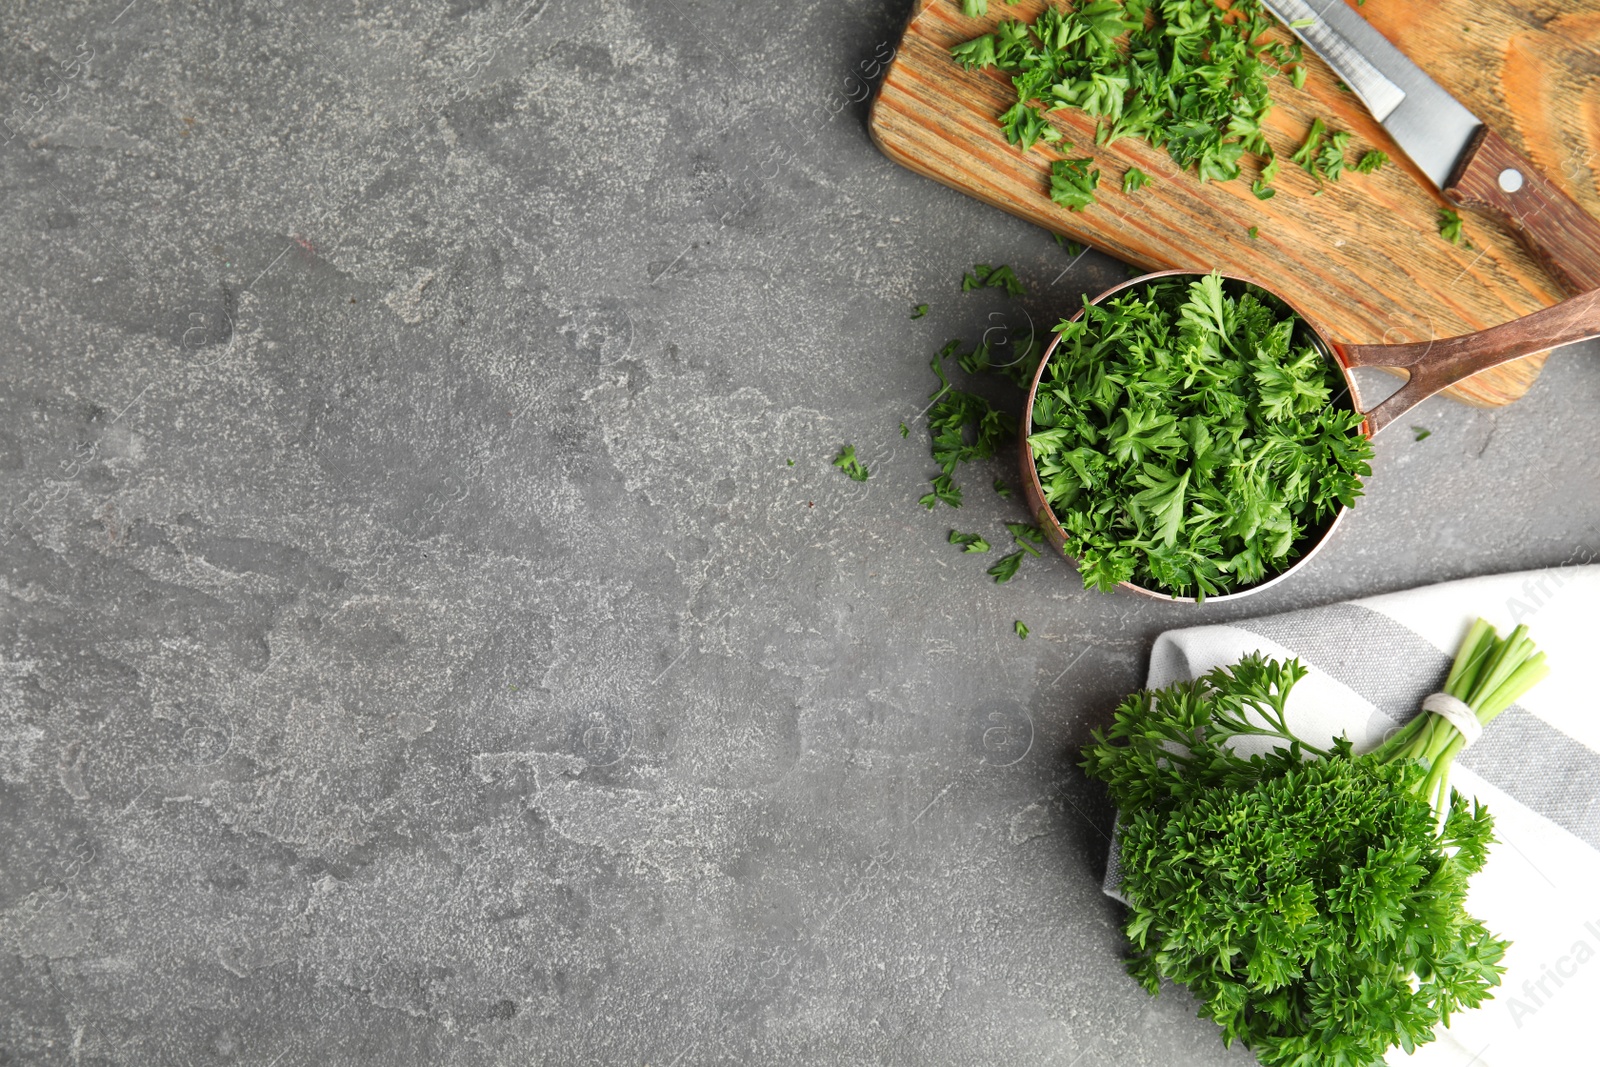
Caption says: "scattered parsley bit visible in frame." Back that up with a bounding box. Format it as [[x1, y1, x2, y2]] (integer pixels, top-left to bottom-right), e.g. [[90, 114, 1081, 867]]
[[962, 263, 1027, 297], [1014, 620, 1029, 639], [1412, 426, 1432, 441], [1252, 154, 1281, 200], [1121, 166, 1150, 194], [920, 337, 1018, 509], [787, 458, 794, 466], [1354, 149, 1388, 174], [1006, 521, 1046, 557], [954, 335, 1040, 389], [949, 529, 992, 553], [1054, 234, 1086, 257], [1438, 207, 1466, 246], [993, 477, 1012, 498], [832, 444, 870, 482], [1247, 226, 1259, 240], [987, 550, 1024, 584], [1289, 64, 1307, 90], [1050, 156, 1101, 211], [910, 303, 928, 319], [1291, 117, 1327, 176], [960, 0, 987, 17], [899, 422, 910, 438], [1318, 129, 1351, 181], [1027, 271, 1373, 598], [920, 472, 963, 510]]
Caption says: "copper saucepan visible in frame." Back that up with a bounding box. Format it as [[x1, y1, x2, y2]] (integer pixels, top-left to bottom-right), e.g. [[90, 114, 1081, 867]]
[[1020, 270, 1600, 603]]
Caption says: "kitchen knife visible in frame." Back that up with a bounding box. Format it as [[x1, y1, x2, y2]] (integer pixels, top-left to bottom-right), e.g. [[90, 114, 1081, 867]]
[[1262, 0, 1600, 294]]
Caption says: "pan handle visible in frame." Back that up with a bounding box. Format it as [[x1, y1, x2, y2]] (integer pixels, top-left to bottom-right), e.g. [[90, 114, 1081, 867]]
[[1334, 288, 1600, 436]]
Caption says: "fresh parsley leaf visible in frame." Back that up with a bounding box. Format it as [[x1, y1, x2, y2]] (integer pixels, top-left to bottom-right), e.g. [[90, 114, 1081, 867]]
[[950, 33, 999, 70], [832, 444, 869, 482], [1007, 521, 1045, 547], [899, 422, 910, 438], [1121, 166, 1150, 194], [1354, 149, 1387, 174], [1050, 157, 1101, 211], [962, 263, 1027, 297], [1439, 207, 1466, 245], [910, 303, 928, 319], [1014, 619, 1029, 639], [960, 0, 987, 17], [1247, 225, 1259, 239], [1291, 117, 1327, 176], [1412, 425, 1431, 441], [1289, 64, 1307, 90], [999, 100, 1062, 151], [987, 550, 1024, 583], [1054, 234, 1086, 257], [1251, 154, 1281, 201], [993, 477, 1012, 498], [920, 472, 963, 509], [949, 529, 991, 553], [1318, 129, 1351, 181]]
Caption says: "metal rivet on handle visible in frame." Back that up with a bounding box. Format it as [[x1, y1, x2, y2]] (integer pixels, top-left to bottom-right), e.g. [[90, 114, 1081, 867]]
[[1498, 168, 1525, 193]]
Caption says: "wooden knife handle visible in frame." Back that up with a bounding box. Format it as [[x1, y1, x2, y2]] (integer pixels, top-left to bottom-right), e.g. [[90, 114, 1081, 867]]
[[1444, 127, 1600, 295]]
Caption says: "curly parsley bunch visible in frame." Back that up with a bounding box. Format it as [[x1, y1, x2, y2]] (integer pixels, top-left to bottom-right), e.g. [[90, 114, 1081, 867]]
[[1027, 272, 1372, 598], [1083, 650, 1524, 1067]]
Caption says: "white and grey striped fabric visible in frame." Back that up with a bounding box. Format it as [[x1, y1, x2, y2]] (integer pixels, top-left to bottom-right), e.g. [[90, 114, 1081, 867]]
[[1102, 566, 1600, 1066]]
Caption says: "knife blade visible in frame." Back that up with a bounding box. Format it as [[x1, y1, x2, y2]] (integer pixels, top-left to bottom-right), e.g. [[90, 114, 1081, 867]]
[[1263, 0, 1479, 188], [1261, 0, 1600, 294]]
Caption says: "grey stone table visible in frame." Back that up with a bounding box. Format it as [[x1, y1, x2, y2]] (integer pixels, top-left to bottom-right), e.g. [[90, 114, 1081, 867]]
[[3, 1, 1596, 1063]]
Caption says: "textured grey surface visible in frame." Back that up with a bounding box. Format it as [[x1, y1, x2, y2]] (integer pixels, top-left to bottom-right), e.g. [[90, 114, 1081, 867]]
[[2, 1, 1597, 1064]]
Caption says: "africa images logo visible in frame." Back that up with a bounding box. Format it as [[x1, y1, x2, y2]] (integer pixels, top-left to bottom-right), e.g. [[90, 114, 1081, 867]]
[[1502, 919, 1600, 1029]]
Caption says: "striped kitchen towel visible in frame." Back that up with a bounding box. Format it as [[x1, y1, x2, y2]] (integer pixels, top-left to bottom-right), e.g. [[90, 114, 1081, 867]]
[[1101, 565, 1600, 1067]]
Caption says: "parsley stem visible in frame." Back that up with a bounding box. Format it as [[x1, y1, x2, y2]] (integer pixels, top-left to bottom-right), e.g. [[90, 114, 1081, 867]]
[[1372, 619, 1548, 819]]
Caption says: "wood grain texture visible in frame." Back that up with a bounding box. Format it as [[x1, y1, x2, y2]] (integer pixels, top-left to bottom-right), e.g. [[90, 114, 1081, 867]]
[[1446, 128, 1600, 294], [868, 0, 1600, 406]]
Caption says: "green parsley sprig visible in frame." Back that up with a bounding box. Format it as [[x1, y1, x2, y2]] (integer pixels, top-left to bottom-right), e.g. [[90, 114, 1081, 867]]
[[949, 529, 992, 553], [832, 444, 870, 482], [1050, 156, 1101, 210], [1027, 272, 1372, 598], [1354, 149, 1387, 174]]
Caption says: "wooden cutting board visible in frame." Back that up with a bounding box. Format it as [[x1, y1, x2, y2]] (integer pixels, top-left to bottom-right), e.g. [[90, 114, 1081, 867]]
[[869, 0, 1600, 406]]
